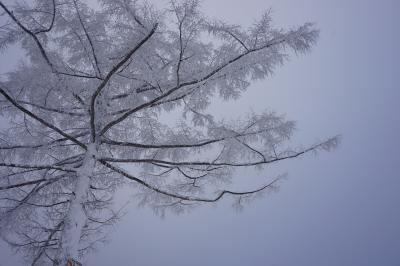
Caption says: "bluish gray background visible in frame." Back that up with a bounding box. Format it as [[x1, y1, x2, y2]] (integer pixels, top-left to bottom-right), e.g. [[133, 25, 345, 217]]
[[1, 0, 399, 265]]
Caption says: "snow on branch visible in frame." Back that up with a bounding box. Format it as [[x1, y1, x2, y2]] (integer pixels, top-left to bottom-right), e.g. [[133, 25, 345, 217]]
[[0, 1, 336, 264]]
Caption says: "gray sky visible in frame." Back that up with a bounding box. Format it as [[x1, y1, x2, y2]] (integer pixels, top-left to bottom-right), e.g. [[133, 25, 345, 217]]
[[1, 0, 400, 265]]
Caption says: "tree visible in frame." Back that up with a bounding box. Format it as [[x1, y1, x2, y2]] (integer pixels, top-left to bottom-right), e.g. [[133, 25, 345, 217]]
[[0, 0, 338, 265]]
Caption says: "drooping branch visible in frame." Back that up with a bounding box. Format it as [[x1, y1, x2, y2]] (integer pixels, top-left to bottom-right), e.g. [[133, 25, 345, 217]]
[[99, 160, 278, 203]]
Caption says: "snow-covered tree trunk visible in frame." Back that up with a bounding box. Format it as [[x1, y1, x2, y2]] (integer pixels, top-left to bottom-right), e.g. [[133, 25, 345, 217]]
[[55, 145, 96, 266]]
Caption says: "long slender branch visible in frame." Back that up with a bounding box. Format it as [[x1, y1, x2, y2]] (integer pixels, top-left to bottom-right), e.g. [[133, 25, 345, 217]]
[[0, 178, 46, 191], [99, 160, 278, 203], [101, 127, 279, 150], [0, 87, 87, 149], [0, 131, 88, 150], [101, 137, 221, 149], [100, 141, 328, 167], [89, 23, 158, 141], [2, 177, 66, 216], [176, 13, 185, 87], [73, 0, 102, 77], [0, 169, 38, 179], [17, 100, 85, 117], [0, 1, 105, 81], [56, 70, 102, 80], [222, 29, 249, 51], [31, 221, 63, 266], [0, 1, 54, 69], [34, 0, 56, 34], [0, 162, 75, 172], [100, 39, 285, 136]]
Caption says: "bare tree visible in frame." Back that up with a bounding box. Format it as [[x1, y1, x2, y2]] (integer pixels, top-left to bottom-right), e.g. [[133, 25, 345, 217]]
[[0, 0, 338, 265]]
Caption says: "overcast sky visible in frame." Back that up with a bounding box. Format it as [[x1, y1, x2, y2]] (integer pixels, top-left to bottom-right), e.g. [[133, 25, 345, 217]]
[[1, 0, 400, 265]]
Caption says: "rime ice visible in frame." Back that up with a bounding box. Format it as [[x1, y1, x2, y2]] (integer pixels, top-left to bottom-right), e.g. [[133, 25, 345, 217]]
[[0, 0, 337, 265]]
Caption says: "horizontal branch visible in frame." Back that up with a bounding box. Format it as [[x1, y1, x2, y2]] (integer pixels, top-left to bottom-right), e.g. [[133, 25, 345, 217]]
[[101, 126, 277, 150], [3, 198, 69, 208], [0, 131, 88, 150], [17, 100, 85, 117], [99, 160, 278, 203], [102, 137, 221, 149], [0, 162, 75, 172], [100, 140, 332, 167]]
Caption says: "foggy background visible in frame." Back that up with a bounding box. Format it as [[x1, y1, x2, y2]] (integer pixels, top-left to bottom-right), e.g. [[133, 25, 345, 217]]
[[1, 0, 399, 265]]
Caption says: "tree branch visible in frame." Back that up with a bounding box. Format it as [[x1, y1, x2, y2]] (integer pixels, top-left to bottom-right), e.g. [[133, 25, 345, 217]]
[[99, 160, 278, 203], [33, 0, 56, 34], [100, 140, 333, 167], [0, 87, 87, 149], [89, 23, 158, 141], [73, 0, 102, 77], [0, 178, 46, 191], [0, 1, 54, 69], [0, 162, 75, 172], [101, 126, 283, 150], [17, 100, 85, 117], [99, 38, 286, 136]]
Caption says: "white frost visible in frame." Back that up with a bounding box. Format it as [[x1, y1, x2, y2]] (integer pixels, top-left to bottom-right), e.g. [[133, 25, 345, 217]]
[[55, 145, 96, 264]]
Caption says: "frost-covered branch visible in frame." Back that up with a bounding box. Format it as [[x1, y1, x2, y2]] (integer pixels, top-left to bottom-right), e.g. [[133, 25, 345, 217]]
[[100, 159, 279, 203], [0, 87, 87, 149], [89, 23, 158, 141], [100, 137, 338, 167], [0, 1, 335, 264], [0, 1, 54, 69]]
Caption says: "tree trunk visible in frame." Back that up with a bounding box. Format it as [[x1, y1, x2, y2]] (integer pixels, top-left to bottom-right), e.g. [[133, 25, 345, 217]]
[[54, 145, 96, 266]]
